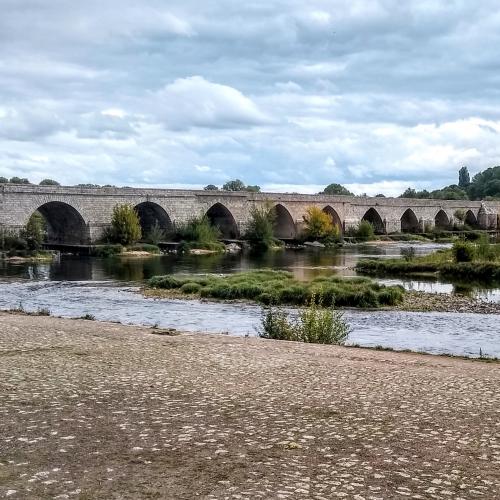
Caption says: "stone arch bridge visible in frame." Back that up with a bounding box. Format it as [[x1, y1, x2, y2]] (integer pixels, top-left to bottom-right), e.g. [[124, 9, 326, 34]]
[[1, 184, 499, 245]]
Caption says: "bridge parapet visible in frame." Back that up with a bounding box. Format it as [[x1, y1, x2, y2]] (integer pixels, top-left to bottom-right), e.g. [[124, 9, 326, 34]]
[[1, 184, 499, 243]]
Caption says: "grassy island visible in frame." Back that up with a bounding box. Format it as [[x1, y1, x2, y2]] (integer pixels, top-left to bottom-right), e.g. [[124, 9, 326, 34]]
[[147, 269, 405, 308], [356, 239, 500, 284]]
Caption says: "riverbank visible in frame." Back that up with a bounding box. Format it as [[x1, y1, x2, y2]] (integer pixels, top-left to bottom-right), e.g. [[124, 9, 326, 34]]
[[1, 312, 499, 499]]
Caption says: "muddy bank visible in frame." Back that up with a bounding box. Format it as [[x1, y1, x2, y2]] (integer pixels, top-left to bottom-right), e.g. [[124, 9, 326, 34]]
[[1, 312, 500, 499]]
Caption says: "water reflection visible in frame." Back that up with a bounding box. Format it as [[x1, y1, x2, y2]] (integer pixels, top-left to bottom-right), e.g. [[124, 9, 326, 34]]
[[1, 242, 499, 302]]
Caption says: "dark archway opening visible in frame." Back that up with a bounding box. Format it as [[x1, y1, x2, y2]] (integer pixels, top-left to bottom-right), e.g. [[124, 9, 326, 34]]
[[465, 210, 478, 228], [206, 203, 239, 239], [274, 204, 297, 239], [322, 206, 343, 233], [362, 208, 385, 234], [135, 202, 172, 240], [36, 201, 88, 245], [435, 210, 450, 230], [400, 209, 420, 233]]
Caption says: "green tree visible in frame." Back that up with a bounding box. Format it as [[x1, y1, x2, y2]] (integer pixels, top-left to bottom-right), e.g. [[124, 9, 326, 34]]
[[430, 185, 468, 200], [400, 188, 418, 198], [223, 179, 246, 191], [245, 184, 261, 192], [245, 204, 277, 250], [39, 179, 60, 186], [203, 184, 219, 191], [323, 183, 353, 196], [0, 176, 8, 183], [9, 176, 30, 184], [110, 204, 141, 245], [467, 166, 500, 200], [20, 212, 45, 251], [458, 166, 470, 188]]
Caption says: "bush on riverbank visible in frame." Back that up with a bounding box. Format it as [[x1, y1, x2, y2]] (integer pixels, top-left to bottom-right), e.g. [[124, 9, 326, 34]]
[[110, 204, 142, 245], [90, 244, 124, 257], [176, 216, 225, 253], [356, 240, 500, 284], [0, 213, 51, 259], [245, 205, 283, 251], [126, 243, 160, 254], [302, 207, 341, 246], [345, 220, 376, 242], [148, 270, 405, 308], [260, 293, 350, 345]]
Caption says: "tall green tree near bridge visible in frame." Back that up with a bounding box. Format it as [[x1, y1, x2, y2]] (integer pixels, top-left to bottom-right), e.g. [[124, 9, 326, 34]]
[[110, 204, 141, 245]]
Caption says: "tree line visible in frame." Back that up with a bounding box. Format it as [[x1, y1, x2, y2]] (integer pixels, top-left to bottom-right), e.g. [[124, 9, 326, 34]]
[[323, 166, 500, 201], [3, 164, 500, 200]]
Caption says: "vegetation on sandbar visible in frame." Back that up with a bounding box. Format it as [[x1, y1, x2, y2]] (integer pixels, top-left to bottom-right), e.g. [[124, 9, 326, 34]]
[[148, 270, 405, 308], [260, 292, 350, 344], [356, 238, 500, 284], [0, 212, 53, 260]]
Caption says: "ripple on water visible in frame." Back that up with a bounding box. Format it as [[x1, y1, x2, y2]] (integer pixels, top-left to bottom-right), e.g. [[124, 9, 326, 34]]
[[0, 281, 499, 358]]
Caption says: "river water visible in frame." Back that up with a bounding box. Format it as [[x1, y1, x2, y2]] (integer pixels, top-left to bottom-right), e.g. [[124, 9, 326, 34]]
[[1, 243, 499, 358]]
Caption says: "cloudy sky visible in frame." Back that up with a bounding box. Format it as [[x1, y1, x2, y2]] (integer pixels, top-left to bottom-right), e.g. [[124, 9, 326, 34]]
[[1, 0, 500, 195]]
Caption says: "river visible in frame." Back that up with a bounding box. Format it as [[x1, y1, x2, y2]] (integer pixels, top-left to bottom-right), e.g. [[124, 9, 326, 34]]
[[1, 243, 499, 358]]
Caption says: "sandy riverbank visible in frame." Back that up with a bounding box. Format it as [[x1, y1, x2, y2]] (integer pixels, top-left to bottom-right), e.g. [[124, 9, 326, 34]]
[[1, 313, 499, 499]]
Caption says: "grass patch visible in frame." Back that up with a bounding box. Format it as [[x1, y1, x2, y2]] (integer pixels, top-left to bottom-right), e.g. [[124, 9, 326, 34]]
[[148, 270, 405, 308], [90, 244, 123, 257], [126, 243, 160, 254], [356, 241, 500, 284]]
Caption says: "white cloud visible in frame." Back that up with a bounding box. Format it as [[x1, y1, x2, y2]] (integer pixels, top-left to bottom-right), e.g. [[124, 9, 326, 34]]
[[1, 1, 500, 193], [153, 76, 272, 130]]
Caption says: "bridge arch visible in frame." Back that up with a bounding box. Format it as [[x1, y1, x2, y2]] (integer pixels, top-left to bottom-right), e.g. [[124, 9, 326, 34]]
[[206, 203, 239, 239], [274, 204, 297, 239], [400, 208, 420, 233], [33, 201, 88, 245], [322, 206, 343, 233], [465, 210, 478, 228], [362, 208, 385, 234], [135, 202, 172, 239], [435, 210, 450, 230]]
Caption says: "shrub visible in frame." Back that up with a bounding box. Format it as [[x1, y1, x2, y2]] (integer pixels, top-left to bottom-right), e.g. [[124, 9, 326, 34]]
[[245, 204, 278, 250], [146, 221, 167, 245], [303, 206, 335, 239], [452, 240, 476, 263], [20, 212, 45, 251], [39, 179, 60, 186], [149, 275, 185, 289], [90, 244, 123, 257], [260, 307, 294, 340], [177, 215, 220, 247], [126, 243, 160, 254], [475, 235, 498, 261], [110, 204, 141, 245], [401, 246, 416, 262], [355, 220, 375, 241], [260, 293, 350, 345], [148, 270, 404, 308], [180, 282, 202, 294]]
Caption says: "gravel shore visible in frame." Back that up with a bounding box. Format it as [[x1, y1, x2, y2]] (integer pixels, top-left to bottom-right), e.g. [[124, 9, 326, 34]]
[[1, 312, 499, 499], [398, 290, 500, 315]]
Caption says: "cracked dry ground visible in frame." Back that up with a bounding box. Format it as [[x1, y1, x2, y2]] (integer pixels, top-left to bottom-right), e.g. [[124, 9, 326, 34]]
[[1, 313, 500, 500]]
